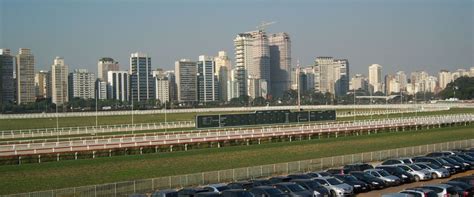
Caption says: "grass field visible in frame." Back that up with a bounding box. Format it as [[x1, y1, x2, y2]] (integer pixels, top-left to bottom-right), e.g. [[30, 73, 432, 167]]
[[1, 124, 473, 194], [1, 108, 473, 131]]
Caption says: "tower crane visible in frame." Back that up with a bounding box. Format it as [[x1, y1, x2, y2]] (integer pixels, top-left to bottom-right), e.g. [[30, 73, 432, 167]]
[[256, 21, 276, 32]]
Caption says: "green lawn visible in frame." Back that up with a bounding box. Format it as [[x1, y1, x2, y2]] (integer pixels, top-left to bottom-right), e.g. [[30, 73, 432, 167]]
[[1, 124, 473, 195]]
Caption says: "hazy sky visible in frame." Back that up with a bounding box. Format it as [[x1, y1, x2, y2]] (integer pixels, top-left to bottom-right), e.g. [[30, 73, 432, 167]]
[[1, 0, 472, 76]]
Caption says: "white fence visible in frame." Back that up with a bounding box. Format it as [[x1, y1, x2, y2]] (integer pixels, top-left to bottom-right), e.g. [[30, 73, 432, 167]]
[[3, 139, 473, 197]]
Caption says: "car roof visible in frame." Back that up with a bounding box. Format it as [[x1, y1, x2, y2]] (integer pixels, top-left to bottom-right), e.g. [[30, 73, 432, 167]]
[[274, 182, 297, 186], [422, 184, 453, 189], [206, 184, 228, 187]]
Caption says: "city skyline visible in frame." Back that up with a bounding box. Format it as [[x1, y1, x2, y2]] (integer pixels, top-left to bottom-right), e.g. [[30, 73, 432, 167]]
[[1, 0, 472, 76]]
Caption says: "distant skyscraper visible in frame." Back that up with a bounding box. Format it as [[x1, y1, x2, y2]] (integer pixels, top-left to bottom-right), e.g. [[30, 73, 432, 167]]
[[438, 70, 452, 90], [98, 57, 119, 82], [107, 71, 129, 102], [269, 32, 291, 98], [368, 64, 382, 93], [16, 48, 36, 104], [164, 70, 177, 102], [96, 80, 108, 100], [233, 33, 253, 98], [350, 74, 368, 91], [385, 74, 400, 94], [0, 49, 15, 106], [250, 31, 270, 98], [51, 57, 69, 105], [175, 59, 197, 104], [129, 52, 154, 102], [34, 70, 51, 98], [314, 57, 349, 96], [214, 51, 231, 101], [153, 71, 170, 103], [395, 71, 408, 91], [68, 69, 96, 99], [197, 55, 218, 102]]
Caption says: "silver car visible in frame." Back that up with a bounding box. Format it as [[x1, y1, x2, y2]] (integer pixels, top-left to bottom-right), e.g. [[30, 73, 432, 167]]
[[364, 169, 402, 186], [420, 184, 460, 197], [203, 183, 231, 192], [413, 162, 450, 179], [313, 177, 353, 197], [396, 164, 432, 181]]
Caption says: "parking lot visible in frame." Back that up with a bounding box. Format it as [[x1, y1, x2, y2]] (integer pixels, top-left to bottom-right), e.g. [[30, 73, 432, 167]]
[[359, 169, 474, 196]]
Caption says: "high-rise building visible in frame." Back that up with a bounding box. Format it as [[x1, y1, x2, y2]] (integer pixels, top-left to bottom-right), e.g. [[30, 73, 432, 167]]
[[0, 49, 15, 106], [98, 57, 119, 82], [350, 74, 368, 91], [438, 70, 452, 90], [51, 57, 69, 105], [175, 59, 197, 104], [214, 51, 231, 101], [314, 57, 349, 96], [68, 69, 96, 100], [164, 70, 177, 102], [368, 64, 382, 93], [395, 71, 408, 91], [16, 48, 36, 104], [96, 80, 108, 100], [269, 32, 291, 98], [129, 52, 154, 102], [385, 74, 400, 94], [233, 33, 253, 98], [107, 71, 129, 102], [154, 72, 170, 103], [197, 55, 218, 102], [34, 70, 51, 99], [470, 67, 474, 77], [250, 31, 270, 97]]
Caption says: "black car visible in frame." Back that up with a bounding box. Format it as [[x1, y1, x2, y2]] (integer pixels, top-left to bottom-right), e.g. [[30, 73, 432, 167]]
[[291, 179, 331, 196], [426, 152, 453, 157], [343, 163, 374, 173], [376, 165, 416, 183], [268, 176, 292, 184], [306, 172, 332, 178], [449, 155, 474, 169], [195, 192, 222, 197], [287, 174, 313, 180], [458, 154, 474, 163], [332, 174, 370, 193], [451, 176, 474, 187], [349, 171, 385, 190], [250, 179, 272, 187], [412, 156, 456, 174], [443, 181, 474, 197], [178, 188, 209, 197], [325, 168, 345, 175], [440, 157, 466, 172], [228, 181, 254, 190], [273, 182, 313, 197], [221, 189, 254, 197], [152, 189, 178, 197], [249, 186, 289, 197]]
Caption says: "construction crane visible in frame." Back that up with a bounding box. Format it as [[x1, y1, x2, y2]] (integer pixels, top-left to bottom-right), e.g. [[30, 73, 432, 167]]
[[256, 21, 276, 32]]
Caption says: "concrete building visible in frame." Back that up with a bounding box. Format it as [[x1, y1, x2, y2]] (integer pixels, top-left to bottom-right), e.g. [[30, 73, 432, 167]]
[[51, 57, 69, 105], [314, 57, 349, 96], [68, 69, 95, 100], [129, 52, 154, 102], [233, 33, 253, 99], [16, 48, 36, 104], [438, 70, 452, 90], [155, 75, 169, 103], [34, 70, 51, 99], [164, 70, 177, 102], [0, 49, 15, 105], [96, 80, 108, 100], [98, 57, 119, 82], [368, 64, 382, 93], [470, 67, 474, 77], [395, 71, 408, 91], [269, 32, 291, 98], [197, 55, 218, 102], [250, 31, 270, 98], [214, 51, 231, 101], [385, 74, 400, 94], [175, 59, 197, 104], [350, 74, 368, 91], [107, 71, 129, 102]]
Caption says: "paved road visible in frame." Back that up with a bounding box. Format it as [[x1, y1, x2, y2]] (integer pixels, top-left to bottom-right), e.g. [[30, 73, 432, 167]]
[[358, 169, 474, 196]]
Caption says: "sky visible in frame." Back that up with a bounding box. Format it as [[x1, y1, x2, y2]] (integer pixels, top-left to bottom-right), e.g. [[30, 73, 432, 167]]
[[1, 0, 473, 76]]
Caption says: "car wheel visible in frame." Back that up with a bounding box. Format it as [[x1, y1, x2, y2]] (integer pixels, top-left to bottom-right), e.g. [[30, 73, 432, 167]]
[[414, 175, 420, 182], [432, 173, 438, 179], [330, 190, 336, 197]]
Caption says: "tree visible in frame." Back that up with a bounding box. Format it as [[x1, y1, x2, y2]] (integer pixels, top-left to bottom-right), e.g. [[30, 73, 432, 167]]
[[438, 76, 474, 100], [252, 97, 267, 106]]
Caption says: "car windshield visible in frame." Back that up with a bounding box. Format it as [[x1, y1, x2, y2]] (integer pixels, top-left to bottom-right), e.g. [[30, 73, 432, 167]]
[[441, 157, 457, 164], [287, 184, 306, 192], [450, 156, 464, 162], [436, 158, 449, 164], [326, 178, 342, 185], [391, 167, 406, 173], [343, 175, 358, 181], [378, 170, 390, 176], [319, 172, 331, 177], [459, 154, 474, 160], [415, 164, 429, 169], [265, 188, 284, 195], [409, 164, 422, 170]]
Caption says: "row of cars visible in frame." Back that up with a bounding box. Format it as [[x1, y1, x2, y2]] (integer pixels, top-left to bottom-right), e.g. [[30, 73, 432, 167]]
[[131, 148, 474, 197]]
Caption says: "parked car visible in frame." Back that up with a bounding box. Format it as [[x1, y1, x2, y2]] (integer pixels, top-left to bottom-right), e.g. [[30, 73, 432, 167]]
[[443, 181, 474, 197], [195, 192, 223, 197], [396, 164, 432, 181], [413, 162, 450, 179], [412, 157, 456, 174], [418, 184, 461, 197], [306, 171, 332, 178], [426, 151, 455, 157], [364, 169, 402, 186], [268, 176, 292, 184], [313, 177, 353, 197], [349, 171, 386, 190], [204, 184, 231, 192], [439, 157, 465, 172], [152, 189, 179, 197], [457, 154, 474, 163], [375, 165, 415, 183], [249, 186, 288, 197], [449, 155, 474, 169], [325, 168, 345, 175], [381, 158, 414, 165], [332, 174, 370, 193], [221, 189, 254, 197], [291, 179, 330, 197], [450, 176, 474, 187], [250, 179, 272, 187], [178, 188, 209, 197], [400, 188, 438, 197], [287, 174, 313, 180], [273, 182, 313, 197], [228, 181, 255, 190], [343, 163, 373, 173]]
